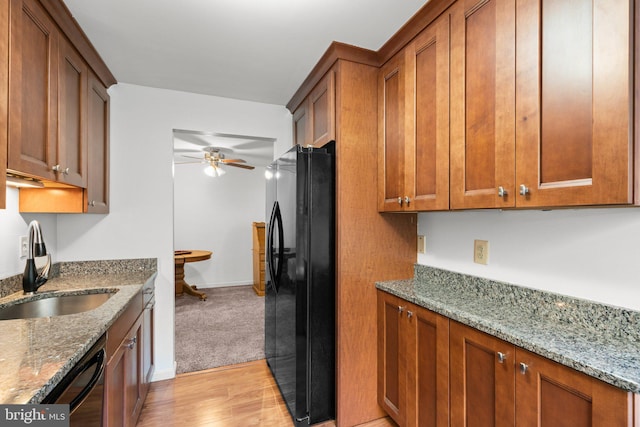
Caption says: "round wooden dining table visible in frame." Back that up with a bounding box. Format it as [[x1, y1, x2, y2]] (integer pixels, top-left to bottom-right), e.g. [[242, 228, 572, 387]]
[[174, 250, 212, 301]]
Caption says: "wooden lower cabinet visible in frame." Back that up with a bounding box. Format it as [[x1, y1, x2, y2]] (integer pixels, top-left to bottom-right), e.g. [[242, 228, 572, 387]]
[[450, 321, 636, 427], [104, 290, 150, 427], [450, 321, 516, 427], [379, 293, 637, 427], [377, 290, 449, 427]]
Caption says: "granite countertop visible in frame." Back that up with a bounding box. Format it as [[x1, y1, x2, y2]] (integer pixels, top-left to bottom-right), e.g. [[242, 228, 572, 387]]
[[376, 265, 640, 394], [0, 259, 157, 405]]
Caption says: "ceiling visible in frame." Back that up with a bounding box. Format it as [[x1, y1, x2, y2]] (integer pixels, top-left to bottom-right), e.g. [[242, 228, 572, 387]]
[[63, 0, 429, 106]]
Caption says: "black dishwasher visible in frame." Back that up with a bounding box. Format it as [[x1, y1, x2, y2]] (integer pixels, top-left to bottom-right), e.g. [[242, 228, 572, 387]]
[[42, 333, 106, 426]]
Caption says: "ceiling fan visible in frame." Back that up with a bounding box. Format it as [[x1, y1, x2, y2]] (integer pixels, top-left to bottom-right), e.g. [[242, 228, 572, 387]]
[[176, 147, 255, 177]]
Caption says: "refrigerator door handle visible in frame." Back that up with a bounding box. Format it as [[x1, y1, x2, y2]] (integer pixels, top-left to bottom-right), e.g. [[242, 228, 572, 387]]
[[273, 202, 284, 292], [267, 201, 285, 293]]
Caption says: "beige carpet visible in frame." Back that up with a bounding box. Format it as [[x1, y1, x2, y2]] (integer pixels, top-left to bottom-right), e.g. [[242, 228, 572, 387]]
[[174, 285, 264, 374]]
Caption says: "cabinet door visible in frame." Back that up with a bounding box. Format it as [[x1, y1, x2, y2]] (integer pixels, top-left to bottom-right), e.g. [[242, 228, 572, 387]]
[[377, 291, 406, 425], [58, 36, 88, 187], [85, 72, 110, 213], [8, 0, 58, 181], [308, 71, 335, 147], [0, 2, 8, 209], [449, 0, 516, 209], [105, 315, 143, 427], [407, 14, 450, 211], [515, 348, 634, 427], [450, 321, 515, 427], [292, 99, 310, 147], [515, 0, 632, 207], [405, 304, 449, 427], [378, 52, 407, 212]]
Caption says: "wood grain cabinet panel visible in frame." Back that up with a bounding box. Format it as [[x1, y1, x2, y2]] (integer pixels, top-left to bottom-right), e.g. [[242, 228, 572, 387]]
[[8, 0, 59, 181], [378, 13, 450, 212], [0, 2, 8, 209], [515, 0, 633, 207], [449, 321, 636, 427], [58, 36, 88, 187], [85, 71, 110, 213], [377, 290, 449, 427], [292, 72, 335, 148], [450, 0, 633, 209], [515, 348, 635, 427], [449, 0, 516, 209], [450, 321, 515, 427]]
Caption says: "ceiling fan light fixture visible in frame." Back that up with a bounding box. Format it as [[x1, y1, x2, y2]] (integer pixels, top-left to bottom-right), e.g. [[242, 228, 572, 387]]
[[204, 163, 226, 177]]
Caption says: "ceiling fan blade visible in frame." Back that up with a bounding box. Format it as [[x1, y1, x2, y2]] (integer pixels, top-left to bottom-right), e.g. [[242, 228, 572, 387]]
[[226, 163, 255, 170], [220, 158, 246, 164], [181, 154, 204, 160], [174, 160, 204, 164]]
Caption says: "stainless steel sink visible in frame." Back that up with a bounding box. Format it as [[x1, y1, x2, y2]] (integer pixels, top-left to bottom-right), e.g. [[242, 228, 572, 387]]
[[0, 292, 114, 320]]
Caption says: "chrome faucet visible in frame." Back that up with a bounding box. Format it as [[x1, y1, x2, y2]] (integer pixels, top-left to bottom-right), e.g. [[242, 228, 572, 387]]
[[23, 220, 51, 294]]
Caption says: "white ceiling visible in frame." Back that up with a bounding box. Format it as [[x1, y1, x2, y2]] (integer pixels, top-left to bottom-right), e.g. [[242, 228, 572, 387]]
[[63, 0, 428, 106]]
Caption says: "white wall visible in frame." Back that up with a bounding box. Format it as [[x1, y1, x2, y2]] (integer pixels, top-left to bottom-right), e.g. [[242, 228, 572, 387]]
[[0, 188, 57, 279], [417, 208, 640, 311], [173, 161, 267, 288], [55, 83, 292, 381]]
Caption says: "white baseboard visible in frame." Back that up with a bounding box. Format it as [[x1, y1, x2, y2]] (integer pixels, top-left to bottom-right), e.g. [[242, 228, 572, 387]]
[[196, 281, 253, 289], [150, 364, 176, 382]]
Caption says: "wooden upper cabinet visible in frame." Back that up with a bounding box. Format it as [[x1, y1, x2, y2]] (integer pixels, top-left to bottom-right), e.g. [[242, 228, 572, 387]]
[[451, 0, 633, 209], [378, 51, 406, 212], [407, 15, 450, 211], [8, 0, 59, 181], [449, 0, 516, 210], [515, 0, 632, 207], [86, 71, 109, 213], [293, 71, 335, 148], [0, 3, 8, 209], [515, 348, 635, 427], [58, 36, 88, 187]]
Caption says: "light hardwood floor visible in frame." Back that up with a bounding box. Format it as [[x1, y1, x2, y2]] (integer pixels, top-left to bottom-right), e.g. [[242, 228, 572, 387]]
[[136, 359, 396, 427]]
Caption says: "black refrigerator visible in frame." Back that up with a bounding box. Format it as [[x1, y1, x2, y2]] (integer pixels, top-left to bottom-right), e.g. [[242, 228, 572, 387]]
[[265, 142, 335, 426]]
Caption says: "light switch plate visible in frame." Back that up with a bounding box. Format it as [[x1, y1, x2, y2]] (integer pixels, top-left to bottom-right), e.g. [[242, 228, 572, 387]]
[[19, 235, 28, 258], [474, 240, 489, 265], [417, 235, 426, 254]]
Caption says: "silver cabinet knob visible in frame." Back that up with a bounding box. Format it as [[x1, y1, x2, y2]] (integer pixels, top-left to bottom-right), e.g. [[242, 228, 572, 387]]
[[397, 305, 405, 314], [519, 362, 528, 374], [498, 186, 507, 197], [88, 201, 96, 207], [406, 310, 413, 319], [62, 167, 69, 175], [52, 164, 61, 172], [125, 336, 137, 350], [519, 184, 530, 196], [497, 352, 507, 363], [397, 197, 402, 205], [404, 196, 410, 205]]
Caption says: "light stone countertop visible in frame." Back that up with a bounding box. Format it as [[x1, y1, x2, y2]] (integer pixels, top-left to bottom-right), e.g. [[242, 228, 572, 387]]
[[0, 259, 157, 404], [376, 265, 640, 394]]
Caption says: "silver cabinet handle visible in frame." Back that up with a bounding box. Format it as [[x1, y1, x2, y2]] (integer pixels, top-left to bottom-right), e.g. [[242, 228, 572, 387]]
[[519, 184, 530, 196], [497, 352, 507, 363], [62, 167, 69, 175], [397, 305, 405, 314], [498, 186, 507, 197], [52, 164, 61, 172], [519, 362, 528, 374], [406, 310, 413, 319], [125, 336, 137, 350], [397, 197, 403, 205], [404, 196, 410, 205]]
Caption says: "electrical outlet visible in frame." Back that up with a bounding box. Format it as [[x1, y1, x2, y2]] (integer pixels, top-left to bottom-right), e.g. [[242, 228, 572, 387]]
[[19, 235, 28, 258], [417, 235, 426, 254], [474, 240, 489, 265]]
